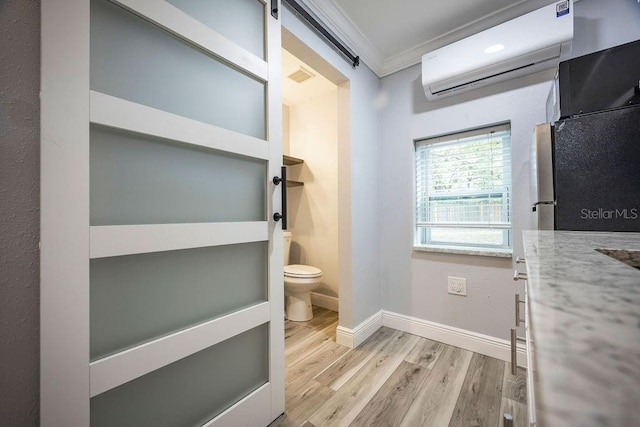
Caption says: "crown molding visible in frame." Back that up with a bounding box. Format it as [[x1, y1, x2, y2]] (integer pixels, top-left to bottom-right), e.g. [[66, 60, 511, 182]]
[[381, 0, 556, 76], [295, 0, 384, 75], [381, 12, 507, 77], [381, 44, 426, 77], [296, 0, 561, 78]]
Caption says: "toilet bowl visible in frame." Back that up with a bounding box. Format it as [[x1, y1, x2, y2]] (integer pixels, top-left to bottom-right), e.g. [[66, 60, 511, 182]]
[[284, 231, 323, 321]]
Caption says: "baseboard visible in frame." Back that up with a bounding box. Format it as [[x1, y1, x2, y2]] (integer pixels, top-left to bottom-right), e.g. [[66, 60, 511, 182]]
[[336, 310, 383, 349], [382, 310, 527, 367], [310, 292, 339, 312]]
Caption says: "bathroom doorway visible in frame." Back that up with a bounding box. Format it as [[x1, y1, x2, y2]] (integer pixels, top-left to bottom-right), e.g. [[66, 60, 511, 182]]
[[281, 30, 351, 328]]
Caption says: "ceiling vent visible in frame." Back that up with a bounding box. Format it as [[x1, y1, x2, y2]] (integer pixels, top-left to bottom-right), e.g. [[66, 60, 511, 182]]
[[287, 66, 315, 83]]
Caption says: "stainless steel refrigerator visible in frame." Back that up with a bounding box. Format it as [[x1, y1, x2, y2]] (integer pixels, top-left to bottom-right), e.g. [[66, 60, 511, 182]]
[[532, 105, 640, 232]]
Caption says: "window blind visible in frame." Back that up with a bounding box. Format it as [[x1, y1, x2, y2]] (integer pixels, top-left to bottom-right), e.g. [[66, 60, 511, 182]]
[[415, 123, 512, 249]]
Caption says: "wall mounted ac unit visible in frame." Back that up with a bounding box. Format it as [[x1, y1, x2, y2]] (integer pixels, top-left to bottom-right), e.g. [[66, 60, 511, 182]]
[[422, 0, 573, 101]]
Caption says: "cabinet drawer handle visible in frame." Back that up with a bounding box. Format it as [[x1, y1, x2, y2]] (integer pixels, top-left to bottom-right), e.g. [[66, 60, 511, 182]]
[[510, 328, 526, 375], [515, 294, 526, 326], [516, 256, 526, 264], [513, 269, 528, 281], [510, 328, 517, 374]]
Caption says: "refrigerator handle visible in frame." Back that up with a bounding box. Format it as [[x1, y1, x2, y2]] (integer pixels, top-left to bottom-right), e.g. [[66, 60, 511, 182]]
[[532, 200, 554, 212]]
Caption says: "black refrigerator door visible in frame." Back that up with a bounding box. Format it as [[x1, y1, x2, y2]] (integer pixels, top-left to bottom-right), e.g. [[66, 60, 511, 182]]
[[553, 106, 640, 231]]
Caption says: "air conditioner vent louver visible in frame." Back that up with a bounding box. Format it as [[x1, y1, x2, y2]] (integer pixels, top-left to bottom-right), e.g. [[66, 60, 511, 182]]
[[422, 0, 574, 101]]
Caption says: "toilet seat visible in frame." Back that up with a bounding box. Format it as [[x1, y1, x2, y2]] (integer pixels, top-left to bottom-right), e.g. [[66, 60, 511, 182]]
[[284, 264, 322, 278]]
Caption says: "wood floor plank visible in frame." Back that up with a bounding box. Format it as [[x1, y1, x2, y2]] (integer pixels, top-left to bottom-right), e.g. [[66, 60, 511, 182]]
[[285, 380, 334, 425], [399, 345, 473, 427], [405, 337, 445, 369], [308, 331, 420, 427], [286, 329, 334, 367], [350, 361, 431, 426], [448, 354, 505, 427], [287, 339, 350, 382], [285, 323, 317, 349], [285, 317, 306, 334], [270, 379, 334, 427], [502, 364, 527, 404], [302, 307, 335, 330], [319, 319, 339, 341], [313, 326, 395, 390], [284, 307, 335, 346], [278, 308, 510, 427], [499, 397, 528, 427], [270, 307, 339, 427]]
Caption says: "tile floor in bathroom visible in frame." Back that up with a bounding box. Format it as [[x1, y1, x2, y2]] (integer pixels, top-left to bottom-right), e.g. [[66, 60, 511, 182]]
[[269, 307, 527, 427]]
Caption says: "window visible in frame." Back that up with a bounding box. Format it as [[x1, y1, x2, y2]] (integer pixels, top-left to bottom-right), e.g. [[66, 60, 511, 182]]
[[415, 123, 512, 252]]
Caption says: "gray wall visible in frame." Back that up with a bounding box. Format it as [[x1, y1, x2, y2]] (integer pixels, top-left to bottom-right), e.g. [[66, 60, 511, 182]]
[[380, 66, 550, 339], [571, 0, 640, 58], [0, 1, 41, 426], [378, 0, 640, 339]]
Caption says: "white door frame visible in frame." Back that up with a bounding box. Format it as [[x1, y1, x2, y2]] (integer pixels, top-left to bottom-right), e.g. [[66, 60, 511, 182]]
[[40, 1, 283, 425]]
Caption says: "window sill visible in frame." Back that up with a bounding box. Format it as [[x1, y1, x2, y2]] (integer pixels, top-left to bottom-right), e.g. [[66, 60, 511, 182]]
[[413, 245, 513, 258]]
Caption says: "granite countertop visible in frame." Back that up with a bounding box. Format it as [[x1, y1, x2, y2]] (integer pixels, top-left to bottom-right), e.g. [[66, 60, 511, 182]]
[[522, 231, 640, 427]]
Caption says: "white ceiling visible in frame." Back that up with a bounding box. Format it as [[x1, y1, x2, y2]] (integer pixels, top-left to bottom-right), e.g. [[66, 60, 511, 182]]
[[299, 0, 563, 76]]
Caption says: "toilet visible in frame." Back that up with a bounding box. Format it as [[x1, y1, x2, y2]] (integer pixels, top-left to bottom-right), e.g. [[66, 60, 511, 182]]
[[283, 231, 323, 321]]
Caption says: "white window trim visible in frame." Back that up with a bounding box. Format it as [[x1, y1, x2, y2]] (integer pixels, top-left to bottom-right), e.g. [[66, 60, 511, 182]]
[[413, 123, 513, 257], [413, 244, 513, 258]]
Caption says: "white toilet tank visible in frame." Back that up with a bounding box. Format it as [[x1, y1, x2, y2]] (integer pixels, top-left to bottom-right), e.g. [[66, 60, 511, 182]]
[[283, 231, 292, 265]]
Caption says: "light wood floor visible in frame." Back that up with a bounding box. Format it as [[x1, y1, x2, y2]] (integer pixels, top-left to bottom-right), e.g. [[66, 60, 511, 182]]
[[269, 307, 527, 427]]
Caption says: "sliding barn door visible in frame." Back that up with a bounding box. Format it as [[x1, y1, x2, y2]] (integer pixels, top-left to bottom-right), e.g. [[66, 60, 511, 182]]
[[40, 1, 284, 425]]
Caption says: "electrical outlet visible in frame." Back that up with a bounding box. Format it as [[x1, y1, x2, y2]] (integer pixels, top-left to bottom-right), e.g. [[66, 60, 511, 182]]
[[448, 276, 467, 296]]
